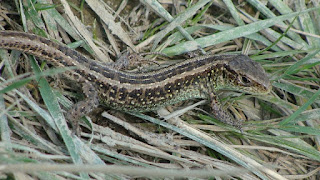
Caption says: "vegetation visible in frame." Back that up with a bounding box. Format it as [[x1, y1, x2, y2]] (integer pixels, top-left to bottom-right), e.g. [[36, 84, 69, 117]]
[[0, 0, 319, 179]]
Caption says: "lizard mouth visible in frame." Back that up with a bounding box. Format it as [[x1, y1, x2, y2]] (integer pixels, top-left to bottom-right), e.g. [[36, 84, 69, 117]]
[[262, 82, 272, 94]]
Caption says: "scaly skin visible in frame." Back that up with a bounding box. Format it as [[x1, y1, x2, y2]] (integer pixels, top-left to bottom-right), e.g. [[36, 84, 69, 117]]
[[0, 31, 271, 129]]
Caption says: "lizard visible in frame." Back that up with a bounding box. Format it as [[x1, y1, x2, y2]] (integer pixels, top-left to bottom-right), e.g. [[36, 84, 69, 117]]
[[0, 30, 271, 131]]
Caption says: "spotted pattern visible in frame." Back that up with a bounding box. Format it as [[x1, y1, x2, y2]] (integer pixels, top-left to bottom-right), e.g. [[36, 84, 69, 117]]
[[0, 31, 271, 113]]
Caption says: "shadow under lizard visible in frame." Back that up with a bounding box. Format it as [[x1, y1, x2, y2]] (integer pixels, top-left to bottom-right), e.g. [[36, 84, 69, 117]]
[[0, 31, 271, 131]]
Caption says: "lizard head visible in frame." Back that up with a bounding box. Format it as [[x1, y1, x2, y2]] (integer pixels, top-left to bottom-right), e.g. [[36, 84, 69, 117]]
[[214, 55, 271, 94]]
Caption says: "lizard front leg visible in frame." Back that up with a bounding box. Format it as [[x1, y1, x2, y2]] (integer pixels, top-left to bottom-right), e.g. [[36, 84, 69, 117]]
[[209, 92, 243, 131]]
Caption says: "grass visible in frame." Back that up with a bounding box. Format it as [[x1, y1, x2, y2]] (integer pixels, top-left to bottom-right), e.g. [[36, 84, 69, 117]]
[[0, 0, 320, 179]]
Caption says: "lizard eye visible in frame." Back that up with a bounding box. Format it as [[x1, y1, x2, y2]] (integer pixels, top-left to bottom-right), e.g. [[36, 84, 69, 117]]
[[241, 76, 251, 85]]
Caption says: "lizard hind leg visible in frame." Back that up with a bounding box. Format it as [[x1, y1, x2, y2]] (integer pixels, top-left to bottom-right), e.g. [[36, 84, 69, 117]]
[[66, 82, 99, 135]]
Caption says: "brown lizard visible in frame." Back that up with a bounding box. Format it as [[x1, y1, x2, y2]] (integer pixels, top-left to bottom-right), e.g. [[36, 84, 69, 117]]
[[0, 31, 271, 131]]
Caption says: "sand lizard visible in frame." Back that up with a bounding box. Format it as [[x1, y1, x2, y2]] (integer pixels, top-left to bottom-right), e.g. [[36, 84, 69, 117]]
[[0, 31, 271, 130]]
